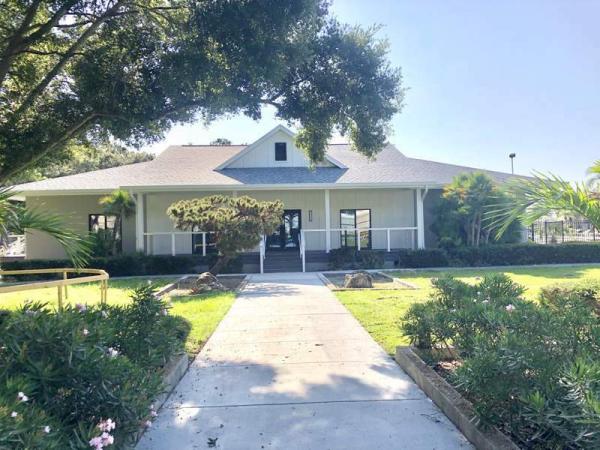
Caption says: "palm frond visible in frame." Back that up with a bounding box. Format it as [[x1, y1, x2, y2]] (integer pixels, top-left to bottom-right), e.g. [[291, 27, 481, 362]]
[[487, 172, 600, 237], [586, 160, 600, 176], [0, 188, 91, 267]]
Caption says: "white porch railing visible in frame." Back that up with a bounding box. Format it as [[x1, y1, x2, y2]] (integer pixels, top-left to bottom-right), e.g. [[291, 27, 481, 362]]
[[299, 231, 306, 272], [143, 231, 215, 256], [1, 234, 26, 257], [299, 227, 418, 272], [259, 235, 266, 274]]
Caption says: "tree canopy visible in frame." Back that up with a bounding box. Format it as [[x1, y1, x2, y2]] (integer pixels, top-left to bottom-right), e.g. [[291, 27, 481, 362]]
[[0, 0, 403, 184], [167, 195, 283, 273], [210, 138, 232, 146], [432, 172, 521, 248]]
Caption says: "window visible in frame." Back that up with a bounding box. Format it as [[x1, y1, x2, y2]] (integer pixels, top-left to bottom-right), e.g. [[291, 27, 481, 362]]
[[89, 214, 119, 236], [340, 209, 371, 249], [191, 225, 217, 254], [275, 142, 287, 161]]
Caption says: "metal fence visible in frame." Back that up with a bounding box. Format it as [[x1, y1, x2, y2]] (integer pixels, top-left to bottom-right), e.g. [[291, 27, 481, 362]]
[[529, 220, 598, 244]]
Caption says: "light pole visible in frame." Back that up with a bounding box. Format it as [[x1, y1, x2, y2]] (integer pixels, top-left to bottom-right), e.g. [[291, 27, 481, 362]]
[[509, 153, 516, 174]]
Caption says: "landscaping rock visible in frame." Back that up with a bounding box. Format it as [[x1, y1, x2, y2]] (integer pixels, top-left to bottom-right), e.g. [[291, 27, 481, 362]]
[[192, 272, 227, 292], [343, 271, 373, 288]]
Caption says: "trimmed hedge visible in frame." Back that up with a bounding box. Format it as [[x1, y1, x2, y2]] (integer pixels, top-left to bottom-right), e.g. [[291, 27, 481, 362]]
[[328, 248, 385, 270], [5, 243, 600, 278], [330, 243, 600, 270], [1, 253, 243, 279]]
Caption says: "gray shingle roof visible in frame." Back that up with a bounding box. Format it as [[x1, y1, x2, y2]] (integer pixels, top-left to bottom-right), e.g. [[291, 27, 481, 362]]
[[13, 143, 519, 193]]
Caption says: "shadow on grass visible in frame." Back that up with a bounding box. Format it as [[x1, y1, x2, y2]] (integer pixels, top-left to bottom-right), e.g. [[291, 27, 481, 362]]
[[169, 291, 234, 304]]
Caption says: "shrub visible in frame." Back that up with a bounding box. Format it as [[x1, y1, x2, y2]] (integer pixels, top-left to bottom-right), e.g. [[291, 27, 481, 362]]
[[357, 250, 384, 269], [397, 248, 449, 268], [328, 247, 358, 270], [0, 286, 187, 448], [108, 285, 188, 369], [446, 242, 600, 267], [402, 275, 600, 448], [328, 248, 385, 270], [1, 253, 245, 279]]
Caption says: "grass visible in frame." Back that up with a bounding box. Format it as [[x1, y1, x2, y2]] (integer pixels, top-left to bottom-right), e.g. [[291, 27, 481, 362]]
[[0, 277, 236, 356], [335, 264, 600, 354], [167, 291, 236, 354]]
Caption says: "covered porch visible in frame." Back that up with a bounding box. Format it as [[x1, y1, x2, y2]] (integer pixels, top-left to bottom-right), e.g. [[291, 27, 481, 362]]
[[135, 187, 433, 273]]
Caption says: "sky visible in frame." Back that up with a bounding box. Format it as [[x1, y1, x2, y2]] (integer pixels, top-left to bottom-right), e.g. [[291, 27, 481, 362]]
[[143, 0, 600, 181]]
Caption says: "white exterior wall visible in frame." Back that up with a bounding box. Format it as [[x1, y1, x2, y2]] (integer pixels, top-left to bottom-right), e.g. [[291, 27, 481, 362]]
[[228, 129, 333, 168], [24, 187, 418, 260], [328, 189, 416, 250], [24, 194, 136, 260], [143, 188, 415, 254]]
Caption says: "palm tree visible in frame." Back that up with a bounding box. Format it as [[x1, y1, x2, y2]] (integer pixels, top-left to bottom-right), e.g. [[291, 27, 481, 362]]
[[0, 188, 91, 267], [99, 189, 136, 255], [490, 168, 600, 236], [586, 160, 600, 190]]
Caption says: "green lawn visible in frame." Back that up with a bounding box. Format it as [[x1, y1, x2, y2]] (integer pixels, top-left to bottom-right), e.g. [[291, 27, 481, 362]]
[[0, 277, 235, 355], [336, 264, 600, 354]]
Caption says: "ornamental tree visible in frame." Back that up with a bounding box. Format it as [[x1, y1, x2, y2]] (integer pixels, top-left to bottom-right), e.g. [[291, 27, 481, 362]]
[[167, 195, 283, 274], [0, 0, 403, 184], [432, 172, 521, 248]]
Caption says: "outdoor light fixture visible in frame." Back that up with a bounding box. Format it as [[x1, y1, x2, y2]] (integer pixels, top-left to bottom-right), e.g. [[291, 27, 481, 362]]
[[509, 153, 516, 174]]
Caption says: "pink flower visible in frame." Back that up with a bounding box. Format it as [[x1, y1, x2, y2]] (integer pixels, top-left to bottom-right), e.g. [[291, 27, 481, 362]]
[[11, 411, 17, 418], [75, 303, 87, 313], [505, 304, 516, 313], [101, 432, 114, 445], [151, 410, 158, 417], [89, 436, 103, 449], [144, 420, 152, 428], [43, 425, 51, 433], [83, 328, 89, 336], [107, 347, 119, 358], [17, 392, 28, 402], [97, 418, 116, 432]]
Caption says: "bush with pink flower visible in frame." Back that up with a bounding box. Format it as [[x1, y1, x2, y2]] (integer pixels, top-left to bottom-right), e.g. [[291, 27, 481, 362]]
[[402, 274, 600, 448], [0, 285, 189, 448]]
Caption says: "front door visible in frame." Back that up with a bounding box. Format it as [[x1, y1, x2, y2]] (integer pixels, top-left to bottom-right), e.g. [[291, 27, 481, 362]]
[[268, 209, 302, 250]]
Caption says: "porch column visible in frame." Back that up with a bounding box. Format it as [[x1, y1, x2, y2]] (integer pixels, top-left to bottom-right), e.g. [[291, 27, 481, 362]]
[[324, 189, 331, 253], [135, 193, 145, 252], [416, 188, 425, 249]]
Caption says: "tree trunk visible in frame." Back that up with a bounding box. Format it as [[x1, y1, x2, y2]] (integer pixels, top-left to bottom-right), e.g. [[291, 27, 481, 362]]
[[112, 215, 122, 256], [209, 255, 231, 275]]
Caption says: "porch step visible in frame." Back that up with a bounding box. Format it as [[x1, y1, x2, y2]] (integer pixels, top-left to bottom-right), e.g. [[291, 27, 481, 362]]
[[264, 250, 303, 273]]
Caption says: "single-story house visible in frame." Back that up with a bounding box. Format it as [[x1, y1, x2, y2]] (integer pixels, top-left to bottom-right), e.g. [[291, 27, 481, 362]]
[[13, 125, 517, 272]]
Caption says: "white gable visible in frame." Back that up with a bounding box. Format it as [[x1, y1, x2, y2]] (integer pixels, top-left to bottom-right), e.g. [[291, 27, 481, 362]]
[[217, 125, 343, 169]]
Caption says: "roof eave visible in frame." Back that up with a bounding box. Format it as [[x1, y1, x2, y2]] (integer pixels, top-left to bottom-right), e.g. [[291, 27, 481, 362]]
[[119, 182, 444, 192]]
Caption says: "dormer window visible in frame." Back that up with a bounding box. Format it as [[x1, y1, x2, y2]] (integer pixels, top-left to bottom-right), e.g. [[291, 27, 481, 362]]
[[275, 142, 287, 161]]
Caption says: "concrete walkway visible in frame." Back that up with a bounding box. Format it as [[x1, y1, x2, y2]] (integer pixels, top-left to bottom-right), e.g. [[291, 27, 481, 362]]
[[137, 273, 471, 450]]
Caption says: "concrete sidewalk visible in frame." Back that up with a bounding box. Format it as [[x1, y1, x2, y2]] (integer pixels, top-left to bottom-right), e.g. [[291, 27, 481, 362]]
[[137, 272, 471, 450]]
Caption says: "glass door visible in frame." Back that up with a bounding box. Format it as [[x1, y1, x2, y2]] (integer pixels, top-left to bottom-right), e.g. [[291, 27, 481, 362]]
[[340, 209, 371, 249], [268, 209, 302, 250]]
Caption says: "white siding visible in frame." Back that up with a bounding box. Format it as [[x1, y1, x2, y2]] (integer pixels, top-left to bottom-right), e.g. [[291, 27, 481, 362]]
[[24, 188, 418, 260], [25, 195, 136, 260], [329, 189, 416, 250], [228, 129, 333, 168]]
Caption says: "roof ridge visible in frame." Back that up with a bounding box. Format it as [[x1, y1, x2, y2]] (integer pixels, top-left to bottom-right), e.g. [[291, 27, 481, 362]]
[[179, 144, 247, 147], [404, 155, 515, 176]]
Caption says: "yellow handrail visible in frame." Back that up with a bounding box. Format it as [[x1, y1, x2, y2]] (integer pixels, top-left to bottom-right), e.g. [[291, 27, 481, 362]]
[[0, 268, 110, 309]]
